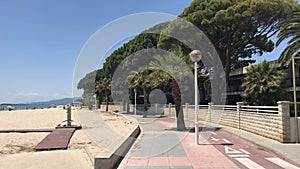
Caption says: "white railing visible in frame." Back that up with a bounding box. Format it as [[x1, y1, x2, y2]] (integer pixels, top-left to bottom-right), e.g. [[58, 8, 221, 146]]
[[186, 105, 208, 109], [241, 105, 278, 114], [130, 103, 168, 115], [131, 103, 279, 115], [212, 105, 237, 111]]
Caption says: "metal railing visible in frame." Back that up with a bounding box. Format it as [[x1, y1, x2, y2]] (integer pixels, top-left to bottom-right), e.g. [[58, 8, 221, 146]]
[[241, 105, 278, 114], [130, 103, 280, 116], [212, 105, 237, 111], [185, 105, 208, 109]]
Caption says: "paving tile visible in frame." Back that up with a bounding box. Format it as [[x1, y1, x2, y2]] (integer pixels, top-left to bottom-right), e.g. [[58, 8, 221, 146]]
[[132, 134, 185, 157], [169, 157, 191, 166], [147, 167, 170, 169], [170, 167, 193, 169], [122, 116, 240, 169], [140, 120, 166, 132], [131, 135, 154, 157], [126, 158, 149, 166], [156, 151, 168, 157], [125, 167, 147, 169], [148, 157, 169, 166], [181, 133, 239, 169], [167, 143, 186, 157]]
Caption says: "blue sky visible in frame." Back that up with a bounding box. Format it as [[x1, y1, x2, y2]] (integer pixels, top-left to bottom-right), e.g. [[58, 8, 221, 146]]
[[0, 0, 192, 103], [0, 0, 298, 103]]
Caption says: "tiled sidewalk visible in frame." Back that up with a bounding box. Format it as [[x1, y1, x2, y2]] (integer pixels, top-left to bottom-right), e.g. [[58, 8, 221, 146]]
[[118, 116, 239, 169]]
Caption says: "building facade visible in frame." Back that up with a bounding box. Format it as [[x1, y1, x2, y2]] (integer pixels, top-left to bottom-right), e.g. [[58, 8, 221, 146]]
[[226, 59, 300, 105]]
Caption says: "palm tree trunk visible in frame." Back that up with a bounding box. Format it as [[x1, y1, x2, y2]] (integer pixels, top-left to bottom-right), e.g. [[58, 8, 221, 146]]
[[105, 89, 109, 111], [98, 95, 102, 109], [143, 87, 147, 118], [172, 81, 186, 130]]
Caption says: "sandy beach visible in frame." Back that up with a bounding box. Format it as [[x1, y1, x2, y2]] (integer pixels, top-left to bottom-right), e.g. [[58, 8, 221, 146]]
[[0, 107, 137, 169], [0, 108, 68, 157]]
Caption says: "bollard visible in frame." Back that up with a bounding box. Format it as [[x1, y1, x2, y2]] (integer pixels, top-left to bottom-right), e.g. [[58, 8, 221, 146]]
[[67, 105, 72, 126]]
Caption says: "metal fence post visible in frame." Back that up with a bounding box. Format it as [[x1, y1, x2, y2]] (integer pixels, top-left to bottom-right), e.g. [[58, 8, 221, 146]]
[[208, 102, 212, 122], [237, 102, 243, 129]]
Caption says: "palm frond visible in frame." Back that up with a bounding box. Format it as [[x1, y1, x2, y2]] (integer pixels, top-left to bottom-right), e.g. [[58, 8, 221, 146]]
[[276, 9, 300, 63]]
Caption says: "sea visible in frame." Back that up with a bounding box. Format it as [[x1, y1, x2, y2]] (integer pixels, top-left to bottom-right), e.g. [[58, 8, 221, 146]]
[[0, 104, 55, 111]]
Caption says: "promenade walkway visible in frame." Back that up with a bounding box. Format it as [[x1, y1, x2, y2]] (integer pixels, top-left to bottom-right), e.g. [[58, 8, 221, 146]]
[[118, 116, 239, 169], [118, 115, 300, 169]]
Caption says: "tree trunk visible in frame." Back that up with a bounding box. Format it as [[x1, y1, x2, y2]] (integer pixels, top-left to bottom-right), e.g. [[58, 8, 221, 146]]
[[172, 81, 186, 130], [105, 89, 109, 112], [143, 87, 147, 118], [97, 94, 102, 109], [126, 100, 130, 113]]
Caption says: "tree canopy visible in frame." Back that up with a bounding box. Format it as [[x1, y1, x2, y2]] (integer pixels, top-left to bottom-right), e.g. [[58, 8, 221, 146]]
[[77, 70, 97, 108], [78, 0, 299, 108], [277, 9, 300, 63], [102, 22, 169, 78], [174, 0, 299, 79], [77, 23, 169, 107]]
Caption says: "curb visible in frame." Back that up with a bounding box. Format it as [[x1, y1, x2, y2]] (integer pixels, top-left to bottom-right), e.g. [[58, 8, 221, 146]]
[[94, 111, 141, 169], [117, 115, 146, 169]]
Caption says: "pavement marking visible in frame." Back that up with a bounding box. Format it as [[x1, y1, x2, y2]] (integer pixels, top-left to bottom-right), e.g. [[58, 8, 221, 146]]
[[210, 131, 217, 135], [228, 155, 250, 158], [266, 157, 300, 169], [223, 139, 231, 143], [239, 149, 251, 155], [225, 146, 242, 154], [235, 158, 265, 169], [211, 136, 219, 141]]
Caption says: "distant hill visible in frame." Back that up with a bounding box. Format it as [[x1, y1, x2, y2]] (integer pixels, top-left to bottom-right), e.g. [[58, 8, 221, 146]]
[[30, 98, 74, 105]]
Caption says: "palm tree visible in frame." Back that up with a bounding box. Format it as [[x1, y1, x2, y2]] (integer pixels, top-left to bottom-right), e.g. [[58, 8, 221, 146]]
[[129, 69, 151, 117], [96, 78, 111, 111], [242, 61, 286, 106], [276, 9, 300, 64], [149, 50, 197, 130]]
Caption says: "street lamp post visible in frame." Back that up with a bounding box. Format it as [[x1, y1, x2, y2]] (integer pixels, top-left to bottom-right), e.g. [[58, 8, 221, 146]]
[[189, 50, 202, 145], [134, 88, 137, 115], [292, 56, 300, 143]]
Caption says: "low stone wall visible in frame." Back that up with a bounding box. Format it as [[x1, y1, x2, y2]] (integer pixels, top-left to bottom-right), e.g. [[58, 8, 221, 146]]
[[183, 108, 239, 129], [94, 124, 140, 169], [164, 101, 291, 143], [239, 111, 283, 142], [100, 104, 123, 112], [94, 111, 140, 169], [163, 107, 176, 117]]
